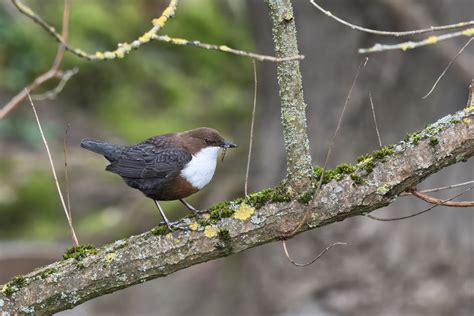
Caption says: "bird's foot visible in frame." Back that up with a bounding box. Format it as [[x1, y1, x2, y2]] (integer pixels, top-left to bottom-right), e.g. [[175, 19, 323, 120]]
[[190, 208, 208, 217], [159, 219, 188, 232], [179, 199, 208, 217]]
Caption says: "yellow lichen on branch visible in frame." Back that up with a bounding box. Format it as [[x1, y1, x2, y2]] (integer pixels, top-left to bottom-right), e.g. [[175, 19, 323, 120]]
[[153, 35, 303, 62], [204, 226, 218, 238], [188, 222, 199, 231], [10, 0, 298, 63], [310, 0, 474, 37], [360, 29, 474, 54], [233, 203, 255, 220], [11, 0, 178, 60]]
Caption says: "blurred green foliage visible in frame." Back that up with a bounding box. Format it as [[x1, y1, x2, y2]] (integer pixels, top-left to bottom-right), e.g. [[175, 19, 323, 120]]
[[0, 0, 254, 239], [0, 170, 68, 239]]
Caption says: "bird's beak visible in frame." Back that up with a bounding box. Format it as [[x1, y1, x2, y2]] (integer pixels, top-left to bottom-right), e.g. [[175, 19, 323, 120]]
[[223, 140, 237, 148]]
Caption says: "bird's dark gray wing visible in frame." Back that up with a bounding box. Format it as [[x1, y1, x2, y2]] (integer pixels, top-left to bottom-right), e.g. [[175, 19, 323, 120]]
[[105, 145, 192, 179]]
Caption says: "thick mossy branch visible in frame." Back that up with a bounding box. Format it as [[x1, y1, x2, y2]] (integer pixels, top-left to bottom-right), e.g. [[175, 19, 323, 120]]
[[1, 109, 472, 314]]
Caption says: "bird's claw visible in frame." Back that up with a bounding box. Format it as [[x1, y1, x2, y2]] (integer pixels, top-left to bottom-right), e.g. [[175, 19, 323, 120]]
[[160, 220, 187, 232], [191, 208, 208, 217]]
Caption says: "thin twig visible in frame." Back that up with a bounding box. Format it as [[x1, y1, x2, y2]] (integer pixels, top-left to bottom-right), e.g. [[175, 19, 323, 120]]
[[309, 0, 474, 37], [10, 0, 301, 63], [153, 35, 303, 62], [245, 61, 258, 196], [27, 93, 79, 246], [422, 38, 473, 99], [467, 80, 474, 108], [32, 68, 79, 101], [0, 0, 70, 119], [10, 0, 178, 61], [368, 92, 382, 147], [63, 124, 72, 220], [49, 0, 69, 70], [366, 186, 473, 222], [411, 189, 474, 207], [282, 240, 346, 267], [400, 180, 474, 195], [359, 28, 474, 54], [316, 57, 369, 194]]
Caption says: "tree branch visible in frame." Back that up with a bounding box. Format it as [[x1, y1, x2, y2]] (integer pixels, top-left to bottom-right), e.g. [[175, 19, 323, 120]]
[[410, 189, 474, 207], [308, 0, 474, 37], [0, 0, 72, 119], [265, 0, 313, 192], [1, 109, 472, 314], [9, 0, 300, 63], [359, 28, 474, 54], [9, 0, 178, 61]]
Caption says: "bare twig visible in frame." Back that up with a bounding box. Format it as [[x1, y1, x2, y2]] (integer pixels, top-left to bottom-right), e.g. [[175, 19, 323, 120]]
[[359, 28, 474, 54], [10, 0, 301, 63], [466, 80, 474, 109], [153, 35, 303, 62], [411, 189, 474, 207], [422, 38, 473, 99], [309, 0, 474, 37], [50, 0, 69, 70], [368, 92, 383, 147], [366, 186, 474, 222], [400, 180, 474, 195], [0, 0, 70, 119], [282, 240, 346, 267], [10, 0, 178, 61], [27, 93, 79, 246], [32, 68, 79, 101], [63, 124, 72, 220], [316, 57, 369, 193], [245, 61, 258, 196]]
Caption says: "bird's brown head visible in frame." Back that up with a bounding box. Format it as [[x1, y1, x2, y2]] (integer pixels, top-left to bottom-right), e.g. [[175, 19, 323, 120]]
[[180, 127, 237, 154]]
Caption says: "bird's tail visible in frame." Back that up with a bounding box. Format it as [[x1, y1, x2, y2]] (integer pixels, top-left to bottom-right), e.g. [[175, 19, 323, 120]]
[[80, 138, 122, 161]]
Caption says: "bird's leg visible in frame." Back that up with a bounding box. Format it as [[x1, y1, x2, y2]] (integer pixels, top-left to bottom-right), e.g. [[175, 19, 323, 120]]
[[179, 199, 203, 216], [154, 200, 178, 230]]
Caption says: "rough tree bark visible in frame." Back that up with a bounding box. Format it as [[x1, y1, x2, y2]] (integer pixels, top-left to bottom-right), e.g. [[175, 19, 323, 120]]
[[1, 1, 473, 314], [265, 0, 313, 192]]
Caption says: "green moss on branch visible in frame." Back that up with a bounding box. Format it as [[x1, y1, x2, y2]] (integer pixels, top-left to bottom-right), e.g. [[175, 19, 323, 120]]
[[63, 244, 97, 261]]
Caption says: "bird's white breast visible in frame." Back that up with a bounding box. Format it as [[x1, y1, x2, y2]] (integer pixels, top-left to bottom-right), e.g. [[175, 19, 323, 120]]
[[180, 147, 220, 189]]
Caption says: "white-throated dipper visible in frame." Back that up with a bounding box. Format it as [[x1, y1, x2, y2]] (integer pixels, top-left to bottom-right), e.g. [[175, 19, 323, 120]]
[[81, 127, 237, 228]]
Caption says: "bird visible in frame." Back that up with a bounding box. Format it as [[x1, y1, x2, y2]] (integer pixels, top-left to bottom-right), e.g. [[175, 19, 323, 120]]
[[80, 127, 237, 228]]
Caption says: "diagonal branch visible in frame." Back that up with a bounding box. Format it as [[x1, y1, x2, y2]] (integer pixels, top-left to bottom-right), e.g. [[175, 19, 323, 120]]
[[359, 28, 474, 54], [404, 180, 474, 195], [1, 109, 472, 314], [0, 0, 72, 119], [152, 35, 303, 62], [10, 0, 178, 61], [308, 0, 474, 37], [410, 188, 474, 207], [10, 0, 300, 63], [27, 93, 79, 246], [367, 186, 473, 221]]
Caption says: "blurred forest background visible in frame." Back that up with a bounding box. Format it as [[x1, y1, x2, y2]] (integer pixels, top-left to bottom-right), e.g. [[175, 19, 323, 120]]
[[0, 0, 473, 315]]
